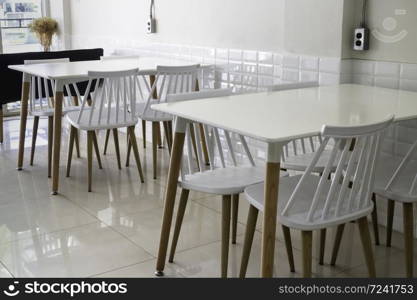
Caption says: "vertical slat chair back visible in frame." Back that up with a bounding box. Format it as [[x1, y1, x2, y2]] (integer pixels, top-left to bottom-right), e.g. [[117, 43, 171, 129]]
[[381, 119, 417, 198], [25, 58, 79, 113], [267, 81, 322, 161], [75, 68, 139, 129], [281, 116, 394, 223], [142, 64, 200, 115], [101, 55, 150, 100], [166, 89, 255, 179]]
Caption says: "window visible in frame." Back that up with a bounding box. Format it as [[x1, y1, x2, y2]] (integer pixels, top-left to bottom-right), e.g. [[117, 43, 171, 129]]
[[0, 0, 44, 54], [1, 0, 45, 115]]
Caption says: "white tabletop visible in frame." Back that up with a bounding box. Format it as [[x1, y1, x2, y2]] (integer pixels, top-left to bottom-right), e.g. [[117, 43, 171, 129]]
[[152, 84, 417, 143], [8, 56, 209, 80]]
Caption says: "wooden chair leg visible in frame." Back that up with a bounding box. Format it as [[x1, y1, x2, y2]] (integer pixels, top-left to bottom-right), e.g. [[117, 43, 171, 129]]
[[357, 217, 376, 278], [126, 134, 132, 167], [0, 106, 3, 143], [221, 195, 232, 278], [127, 126, 145, 183], [371, 193, 380, 245], [301, 230, 313, 278], [156, 122, 163, 148], [403, 202, 414, 278], [282, 225, 295, 272], [30, 116, 39, 166], [103, 129, 111, 155], [66, 126, 76, 177], [231, 194, 239, 244], [142, 120, 146, 149], [92, 132, 103, 169], [199, 124, 210, 165], [112, 128, 122, 170], [47, 116, 53, 178], [386, 199, 395, 247], [239, 204, 258, 278], [168, 189, 190, 263], [330, 223, 345, 266], [319, 228, 326, 265], [87, 131, 93, 192], [167, 121, 173, 148], [152, 122, 158, 179], [189, 124, 200, 170], [74, 129, 81, 158], [163, 121, 172, 154]]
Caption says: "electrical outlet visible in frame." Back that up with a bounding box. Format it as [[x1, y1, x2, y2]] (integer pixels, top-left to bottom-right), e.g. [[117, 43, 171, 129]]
[[353, 27, 370, 51], [147, 18, 156, 34]]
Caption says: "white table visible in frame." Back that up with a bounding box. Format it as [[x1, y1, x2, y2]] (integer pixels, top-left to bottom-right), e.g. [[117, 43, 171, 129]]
[[9, 57, 210, 194], [152, 84, 417, 277]]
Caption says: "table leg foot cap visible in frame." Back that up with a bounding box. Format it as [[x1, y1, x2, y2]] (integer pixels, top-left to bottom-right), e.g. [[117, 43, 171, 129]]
[[155, 271, 164, 277]]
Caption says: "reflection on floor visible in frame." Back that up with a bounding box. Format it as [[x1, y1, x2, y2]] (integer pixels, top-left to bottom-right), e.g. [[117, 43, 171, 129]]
[[0, 117, 415, 278]]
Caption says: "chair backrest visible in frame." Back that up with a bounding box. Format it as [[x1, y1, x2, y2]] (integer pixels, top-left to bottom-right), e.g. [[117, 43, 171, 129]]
[[282, 116, 394, 223], [268, 81, 322, 161], [168, 88, 256, 179], [141, 64, 200, 115], [75, 68, 140, 128], [24, 58, 80, 113], [380, 119, 417, 198]]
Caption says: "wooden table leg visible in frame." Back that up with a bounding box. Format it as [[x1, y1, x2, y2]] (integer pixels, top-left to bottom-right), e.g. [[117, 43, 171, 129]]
[[155, 117, 186, 276], [261, 143, 282, 277], [17, 74, 30, 170], [51, 80, 64, 195]]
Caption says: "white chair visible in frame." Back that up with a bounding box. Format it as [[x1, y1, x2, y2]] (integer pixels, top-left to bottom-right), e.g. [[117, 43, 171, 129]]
[[330, 119, 417, 277], [65, 68, 145, 191], [99, 55, 145, 156], [165, 89, 289, 278], [269, 81, 337, 265], [374, 119, 417, 277], [240, 116, 394, 278], [126, 64, 201, 179], [25, 58, 82, 177]]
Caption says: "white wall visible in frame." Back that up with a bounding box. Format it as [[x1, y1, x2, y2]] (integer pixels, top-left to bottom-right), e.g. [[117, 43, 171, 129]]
[[284, 0, 346, 58], [49, 0, 72, 50], [69, 0, 285, 52], [68, 0, 352, 57], [349, 0, 417, 63]]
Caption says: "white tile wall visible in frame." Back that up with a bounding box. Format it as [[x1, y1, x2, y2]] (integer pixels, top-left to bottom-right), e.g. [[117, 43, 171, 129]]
[[351, 59, 417, 92], [91, 40, 417, 93]]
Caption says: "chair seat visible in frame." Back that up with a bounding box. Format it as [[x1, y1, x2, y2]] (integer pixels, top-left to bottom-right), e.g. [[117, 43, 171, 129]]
[[245, 174, 373, 230], [282, 149, 336, 173], [374, 155, 417, 203], [30, 105, 80, 117], [137, 103, 173, 122], [179, 166, 288, 195], [66, 109, 138, 130]]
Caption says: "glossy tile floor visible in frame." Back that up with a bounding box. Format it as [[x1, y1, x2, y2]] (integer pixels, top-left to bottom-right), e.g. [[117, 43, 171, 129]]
[[0, 117, 415, 278]]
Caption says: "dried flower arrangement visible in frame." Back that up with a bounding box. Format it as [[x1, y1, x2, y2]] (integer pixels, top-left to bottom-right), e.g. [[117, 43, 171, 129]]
[[28, 17, 58, 52]]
